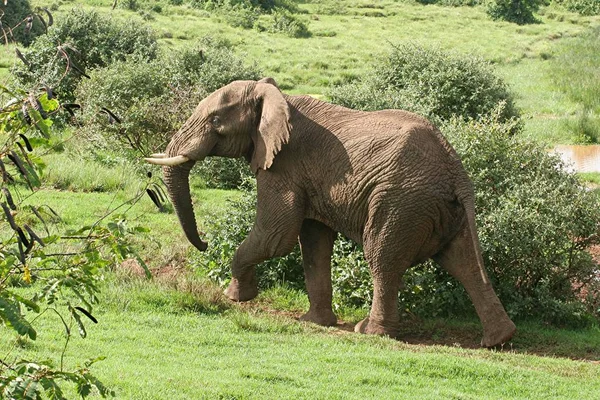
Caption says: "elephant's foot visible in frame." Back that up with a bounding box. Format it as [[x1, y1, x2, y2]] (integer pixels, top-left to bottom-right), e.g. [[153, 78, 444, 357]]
[[299, 308, 337, 327], [354, 317, 399, 338], [224, 277, 258, 302], [481, 319, 516, 348]]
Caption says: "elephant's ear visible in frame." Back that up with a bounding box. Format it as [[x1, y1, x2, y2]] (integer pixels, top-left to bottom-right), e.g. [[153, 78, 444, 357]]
[[251, 79, 291, 173]]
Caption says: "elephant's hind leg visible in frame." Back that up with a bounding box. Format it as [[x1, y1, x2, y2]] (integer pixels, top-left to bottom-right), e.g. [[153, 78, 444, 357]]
[[434, 224, 516, 347], [298, 219, 337, 326], [354, 210, 417, 338]]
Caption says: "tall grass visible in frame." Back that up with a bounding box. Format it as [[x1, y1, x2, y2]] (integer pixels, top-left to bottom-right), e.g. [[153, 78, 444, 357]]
[[42, 152, 141, 194], [551, 26, 600, 143]]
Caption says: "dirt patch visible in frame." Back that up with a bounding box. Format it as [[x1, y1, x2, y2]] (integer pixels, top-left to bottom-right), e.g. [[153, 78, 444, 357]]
[[119, 258, 188, 281]]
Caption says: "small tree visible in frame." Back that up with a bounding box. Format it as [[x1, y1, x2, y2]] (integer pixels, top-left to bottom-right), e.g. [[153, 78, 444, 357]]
[[487, 0, 544, 25]]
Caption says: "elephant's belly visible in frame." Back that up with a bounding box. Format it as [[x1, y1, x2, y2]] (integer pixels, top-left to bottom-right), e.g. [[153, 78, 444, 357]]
[[305, 203, 366, 245]]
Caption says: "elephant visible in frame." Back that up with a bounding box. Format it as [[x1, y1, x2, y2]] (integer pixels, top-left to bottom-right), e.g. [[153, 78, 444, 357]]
[[145, 77, 516, 347]]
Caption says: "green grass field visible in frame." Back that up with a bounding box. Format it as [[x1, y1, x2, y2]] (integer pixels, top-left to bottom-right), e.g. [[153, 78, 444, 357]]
[[2, 1, 600, 398], [2, 273, 600, 399]]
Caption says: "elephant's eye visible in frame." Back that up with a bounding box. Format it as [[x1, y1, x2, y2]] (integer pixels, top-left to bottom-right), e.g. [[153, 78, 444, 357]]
[[210, 115, 221, 128]]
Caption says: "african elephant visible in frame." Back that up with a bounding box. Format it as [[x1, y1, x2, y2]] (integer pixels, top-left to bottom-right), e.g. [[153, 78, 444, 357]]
[[146, 78, 516, 347]]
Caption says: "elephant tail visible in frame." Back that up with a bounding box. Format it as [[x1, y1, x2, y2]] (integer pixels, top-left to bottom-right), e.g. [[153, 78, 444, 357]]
[[455, 180, 489, 284]]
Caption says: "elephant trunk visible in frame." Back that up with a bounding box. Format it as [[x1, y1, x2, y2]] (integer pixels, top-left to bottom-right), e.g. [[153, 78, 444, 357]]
[[162, 162, 208, 252]]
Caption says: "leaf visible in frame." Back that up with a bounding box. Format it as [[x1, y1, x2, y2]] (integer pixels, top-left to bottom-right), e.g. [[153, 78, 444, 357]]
[[8, 376, 41, 400], [39, 378, 65, 400], [69, 305, 87, 338], [0, 295, 37, 340], [38, 92, 59, 112], [8, 291, 40, 313]]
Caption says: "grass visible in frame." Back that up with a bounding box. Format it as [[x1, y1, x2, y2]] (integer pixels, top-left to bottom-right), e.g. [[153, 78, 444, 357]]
[[1, 275, 599, 399]]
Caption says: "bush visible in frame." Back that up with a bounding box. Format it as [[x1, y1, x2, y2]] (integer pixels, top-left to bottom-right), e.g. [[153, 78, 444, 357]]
[[441, 112, 600, 324], [268, 9, 311, 37], [12, 8, 158, 101], [194, 157, 253, 189], [76, 38, 261, 170], [486, 0, 544, 24], [329, 43, 519, 125], [190, 0, 298, 13], [416, 0, 481, 5], [556, 0, 600, 15], [0, 0, 45, 45]]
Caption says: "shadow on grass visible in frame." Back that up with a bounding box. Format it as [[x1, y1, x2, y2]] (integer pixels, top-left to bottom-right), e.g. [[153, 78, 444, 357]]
[[331, 316, 600, 362]]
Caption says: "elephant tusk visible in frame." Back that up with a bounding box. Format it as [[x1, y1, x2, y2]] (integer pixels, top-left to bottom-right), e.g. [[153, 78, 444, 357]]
[[144, 155, 190, 166], [150, 153, 167, 158]]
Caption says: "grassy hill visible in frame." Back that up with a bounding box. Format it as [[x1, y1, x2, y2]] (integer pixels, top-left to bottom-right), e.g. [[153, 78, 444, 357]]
[[1, 0, 598, 143]]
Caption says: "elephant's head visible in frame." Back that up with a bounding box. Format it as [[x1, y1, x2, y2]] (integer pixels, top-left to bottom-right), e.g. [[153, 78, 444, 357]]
[[145, 78, 291, 251]]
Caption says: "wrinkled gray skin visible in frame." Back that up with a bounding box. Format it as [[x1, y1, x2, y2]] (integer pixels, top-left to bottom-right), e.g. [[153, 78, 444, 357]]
[[159, 78, 516, 347]]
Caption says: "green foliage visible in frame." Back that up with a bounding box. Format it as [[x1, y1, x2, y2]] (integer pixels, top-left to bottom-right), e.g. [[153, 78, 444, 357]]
[[329, 43, 518, 125], [0, 85, 133, 397], [12, 8, 158, 101], [555, 0, 600, 15], [0, 0, 46, 46], [221, 2, 261, 29], [194, 157, 253, 189], [551, 26, 600, 143], [416, 0, 482, 5], [442, 112, 600, 325], [486, 0, 544, 25], [76, 39, 261, 156], [268, 9, 311, 38]]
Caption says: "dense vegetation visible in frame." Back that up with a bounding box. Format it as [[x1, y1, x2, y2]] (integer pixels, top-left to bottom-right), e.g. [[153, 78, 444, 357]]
[[1, 0, 599, 397]]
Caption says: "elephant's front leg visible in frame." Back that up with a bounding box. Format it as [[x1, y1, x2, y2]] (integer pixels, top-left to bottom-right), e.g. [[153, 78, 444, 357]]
[[298, 219, 337, 326], [225, 182, 304, 302]]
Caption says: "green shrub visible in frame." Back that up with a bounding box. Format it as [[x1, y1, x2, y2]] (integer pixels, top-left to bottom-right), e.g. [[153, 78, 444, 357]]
[[329, 43, 518, 124], [416, 0, 481, 5], [76, 38, 261, 183], [221, 2, 260, 28], [0, 0, 45, 45], [486, 0, 544, 24], [555, 0, 600, 15], [440, 112, 600, 325], [194, 157, 253, 189], [189, 0, 298, 12], [12, 8, 158, 101], [269, 9, 311, 37]]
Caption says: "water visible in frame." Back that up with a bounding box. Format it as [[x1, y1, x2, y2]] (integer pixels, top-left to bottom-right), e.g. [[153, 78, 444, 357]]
[[552, 145, 600, 173]]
